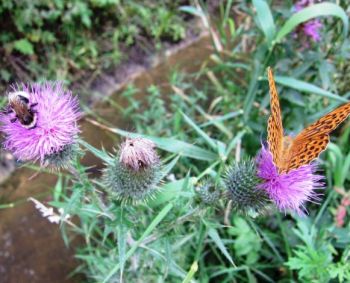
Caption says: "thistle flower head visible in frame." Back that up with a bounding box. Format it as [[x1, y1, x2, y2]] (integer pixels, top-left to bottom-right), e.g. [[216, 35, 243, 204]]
[[103, 137, 162, 203], [256, 145, 324, 214], [0, 82, 80, 167], [224, 159, 270, 215], [194, 179, 221, 206], [294, 0, 322, 43]]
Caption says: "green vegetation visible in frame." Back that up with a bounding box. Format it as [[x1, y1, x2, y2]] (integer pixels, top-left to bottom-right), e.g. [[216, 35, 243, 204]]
[[3, 0, 350, 282], [0, 0, 190, 94]]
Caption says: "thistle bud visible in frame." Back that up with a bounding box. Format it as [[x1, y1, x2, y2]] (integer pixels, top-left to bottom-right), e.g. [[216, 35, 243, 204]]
[[224, 159, 270, 215], [119, 138, 159, 171], [103, 137, 162, 203], [194, 179, 221, 206]]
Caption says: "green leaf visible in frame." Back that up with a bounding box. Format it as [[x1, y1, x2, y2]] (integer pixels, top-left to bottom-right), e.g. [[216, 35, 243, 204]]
[[179, 6, 204, 17], [225, 130, 246, 157], [149, 176, 195, 207], [273, 75, 349, 103], [107, 127, 217, 161], [13, 39, 34, 55], [200, 110, 243, 128], [78, 140, 114, 165], [276, 3, 349, 43], [53, 175, 63, 202], [208, 227, 235, 266], [252, 0, 276, 46], [342, 153, 350, 185], [160, 155, 180, 179], [182, 261, 198, 283], [117, 221, 127, 282], [103, 203, 173, 283], [0, 203, 15, 209], [243, 59, 264, 121], [180, 111, 217, 151], [222, 0, 234, 28], [0, 69, 11, 82]]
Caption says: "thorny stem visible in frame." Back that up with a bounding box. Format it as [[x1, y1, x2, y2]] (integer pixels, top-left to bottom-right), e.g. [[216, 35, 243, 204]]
[[224, 200, 233, 226], [276, 214, 291, 258], [276, 213, 293, 278], [0, 203, 15, 209]]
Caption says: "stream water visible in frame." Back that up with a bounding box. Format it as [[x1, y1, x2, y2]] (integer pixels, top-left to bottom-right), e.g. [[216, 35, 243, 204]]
[[0, 32, 213, 283]]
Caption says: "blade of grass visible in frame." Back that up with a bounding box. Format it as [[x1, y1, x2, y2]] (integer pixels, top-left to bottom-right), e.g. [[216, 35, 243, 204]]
[[225, 130, 246, 157], [341, 153, 350, 185], [248, 220, 284, 262], [161, 155, 180, 179], [182, 261, 198, 283], [314, 190, 336, 226], [110, 126, 217, 161], [207, 227, 235, 267], [199, 110, 243, 128], [0, 203, 15, 209], [86, 118, 217, 161], [243, 60, 263, 121], [180, 111, 217, 151], [53, 175, 63, 202], [253, 0, 276, 46], [172, 85, 233, 138], [222, 0, 234, 28], [79, 139, 114, 165], [274, 75, 349, 103], [103, 202, 173, 283], [117, 220, 127, 282], [149, 175, 194, 207]]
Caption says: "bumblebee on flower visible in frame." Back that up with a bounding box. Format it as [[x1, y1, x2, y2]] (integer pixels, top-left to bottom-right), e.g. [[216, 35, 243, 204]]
[[0, 82, 81, 169]]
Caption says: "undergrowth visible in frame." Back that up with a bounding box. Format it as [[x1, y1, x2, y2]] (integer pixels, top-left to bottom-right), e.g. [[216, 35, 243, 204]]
[[2, 1, 350, 282], [0, 0, 192, 96]]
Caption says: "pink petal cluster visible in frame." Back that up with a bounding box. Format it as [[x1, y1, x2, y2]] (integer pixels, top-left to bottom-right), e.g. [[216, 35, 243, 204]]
[[0, 82, 80, 164], [256, 145, 324, 214], [303, 20, 322, 42], [119, 137, 159, 171], [294, 0, 323, 43]]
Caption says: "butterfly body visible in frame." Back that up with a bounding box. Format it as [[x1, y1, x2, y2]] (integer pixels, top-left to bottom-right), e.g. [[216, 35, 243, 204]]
[[267, 67, 350, 174]]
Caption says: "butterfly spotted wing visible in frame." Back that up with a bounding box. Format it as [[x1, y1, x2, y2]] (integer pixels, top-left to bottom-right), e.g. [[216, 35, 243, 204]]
[[267, 67, 284, 169], [284, 102, 350, 172], [266, 67, 350, 173]]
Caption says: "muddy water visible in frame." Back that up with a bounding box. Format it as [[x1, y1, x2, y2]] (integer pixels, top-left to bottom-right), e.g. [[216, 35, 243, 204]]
[[0, 32, 213, 283]]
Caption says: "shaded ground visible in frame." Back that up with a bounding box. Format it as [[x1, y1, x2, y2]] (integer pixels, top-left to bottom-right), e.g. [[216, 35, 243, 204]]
[[0, 168, 79, 283]]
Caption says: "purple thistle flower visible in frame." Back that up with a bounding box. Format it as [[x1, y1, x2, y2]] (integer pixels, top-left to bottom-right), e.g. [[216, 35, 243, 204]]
[[303, 20, 322, 42], [294, 0, 323, 43], [0, 82, 80, 165], [256, 145, 324, 214], [294, 0, 313, 12]]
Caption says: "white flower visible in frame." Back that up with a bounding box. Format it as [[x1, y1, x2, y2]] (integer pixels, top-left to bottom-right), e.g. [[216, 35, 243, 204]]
[[28, 197, 70, 224]]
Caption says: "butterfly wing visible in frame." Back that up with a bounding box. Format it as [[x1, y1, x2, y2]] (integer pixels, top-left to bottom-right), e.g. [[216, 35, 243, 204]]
[[267, 67, 284, 168], [285, 102, 350, 172]]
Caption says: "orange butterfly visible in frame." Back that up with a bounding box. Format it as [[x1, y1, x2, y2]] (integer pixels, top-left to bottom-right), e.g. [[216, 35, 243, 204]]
[[267, 67, 350, 173]]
